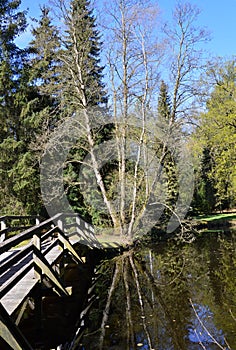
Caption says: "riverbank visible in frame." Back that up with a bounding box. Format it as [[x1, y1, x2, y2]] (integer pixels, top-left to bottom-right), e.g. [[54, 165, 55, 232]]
[[95, 212, 236, 247], [193, 212, 236, 230]]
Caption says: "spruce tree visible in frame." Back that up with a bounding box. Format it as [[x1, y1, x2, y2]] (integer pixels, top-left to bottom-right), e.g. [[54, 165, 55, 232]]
[[0, 0, 29, 213], [0, 2, 57, 214], [13, 6, 63, 215], [56, 0, 109, 222], [157, 80, 172, 124], [0, 0, 27, 140], [27, 6, 62, 147], [59, 0, 107, 109], [30, 6, 61, 99], [157, 80, 178, 217]]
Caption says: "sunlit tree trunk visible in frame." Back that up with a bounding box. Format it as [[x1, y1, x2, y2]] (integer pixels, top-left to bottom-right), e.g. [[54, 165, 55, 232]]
[[123, 258, 135, 349], [129, 255, 153, 349], [98, 261, 121, 350], [103, 0, 161, 238]]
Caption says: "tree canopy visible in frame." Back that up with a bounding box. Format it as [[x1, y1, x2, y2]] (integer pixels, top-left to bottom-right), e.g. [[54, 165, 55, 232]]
[[0, 0, 235, 237], [193, 59, 236, 211]]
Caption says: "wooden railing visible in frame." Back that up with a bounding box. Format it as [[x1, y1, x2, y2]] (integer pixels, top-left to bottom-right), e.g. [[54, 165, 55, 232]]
[[0, 212, 100, 350], [0, 215, 42, 242]]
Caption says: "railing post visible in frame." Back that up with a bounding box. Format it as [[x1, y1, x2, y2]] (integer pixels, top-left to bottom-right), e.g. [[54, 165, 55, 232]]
[[35, 217, 40, 226], [0, 218, 7, 242], [0, 218, 7, 230], [57, 215, 64, 232], [32, 230, 43, 336], [33, 232, 41, 251], [75, 215, 80, 227], [33, 231, 41, 281]]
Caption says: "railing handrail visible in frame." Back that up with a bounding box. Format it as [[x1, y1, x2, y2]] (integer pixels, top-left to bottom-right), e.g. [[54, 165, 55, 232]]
[[0, 213, 62, 254], [0, 212, 97, 350], [0, 215, 42, 220]]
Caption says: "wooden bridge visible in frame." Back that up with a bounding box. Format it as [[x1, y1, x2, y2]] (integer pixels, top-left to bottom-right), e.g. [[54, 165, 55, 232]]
[[0, 213, 105, 350]]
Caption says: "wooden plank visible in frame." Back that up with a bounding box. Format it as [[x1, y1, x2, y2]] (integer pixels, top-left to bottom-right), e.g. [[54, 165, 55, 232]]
[[0, 250, 20, 267], [69, 229, 102, 249], [0, 243, 63, 315], [43, 243, 62, 265], [0, 244, 32, 275], [33, 247, 68, 296], [1, 269, 37, 315], [0, 212, 97, 324], [58, 232, 84, 263], [15, 298, 29, 326], [0, 213, 62, 254], [0, 302, 33, 350], [0, 257, 33, 298]]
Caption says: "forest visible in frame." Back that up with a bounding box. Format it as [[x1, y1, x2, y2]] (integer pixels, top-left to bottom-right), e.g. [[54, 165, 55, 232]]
[[0, 0, 235, 241]]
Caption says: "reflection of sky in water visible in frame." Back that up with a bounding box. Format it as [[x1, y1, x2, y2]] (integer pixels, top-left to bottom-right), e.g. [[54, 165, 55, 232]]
[[129, 304, 228, 350], [188, 303, 227, 347], [80, 232, 236, 350]]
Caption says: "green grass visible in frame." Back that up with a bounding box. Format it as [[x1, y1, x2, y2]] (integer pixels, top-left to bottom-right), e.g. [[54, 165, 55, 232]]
[[195, 213, 236, 222]]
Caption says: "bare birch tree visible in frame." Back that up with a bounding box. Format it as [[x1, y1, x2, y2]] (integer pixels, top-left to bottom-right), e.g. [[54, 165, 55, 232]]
[[42, 0, 125, 232], [41, 0, 209, 242], [99, 0, 163, 238], [163, 1, 210, 126]]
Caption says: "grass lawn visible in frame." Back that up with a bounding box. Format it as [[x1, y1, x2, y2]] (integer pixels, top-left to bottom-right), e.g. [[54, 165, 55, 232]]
[[195, 212, 236, 222]]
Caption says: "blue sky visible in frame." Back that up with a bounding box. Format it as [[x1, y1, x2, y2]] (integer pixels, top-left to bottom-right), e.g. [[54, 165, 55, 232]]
[[158, 0, 236, 58], [17, 0, 236, 58]]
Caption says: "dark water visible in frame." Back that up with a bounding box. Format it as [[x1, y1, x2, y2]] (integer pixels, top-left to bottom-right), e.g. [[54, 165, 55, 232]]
[[78, 230, 236, 350]]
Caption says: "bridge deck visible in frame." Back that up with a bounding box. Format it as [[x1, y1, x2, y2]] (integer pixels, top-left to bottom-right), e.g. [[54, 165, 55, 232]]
[[1, 269, 36, 316], [0, 243, 64, 315], [0, 213, 99, 350], [0, 213, 125, 350]]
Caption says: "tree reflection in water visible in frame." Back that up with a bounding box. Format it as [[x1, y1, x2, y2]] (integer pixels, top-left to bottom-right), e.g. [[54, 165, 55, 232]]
[[79, 231, 236, 350]]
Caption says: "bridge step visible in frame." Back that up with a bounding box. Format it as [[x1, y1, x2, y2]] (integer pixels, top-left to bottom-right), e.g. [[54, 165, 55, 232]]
[[0, 212, 101, 349], [1, 269, 36, 316]]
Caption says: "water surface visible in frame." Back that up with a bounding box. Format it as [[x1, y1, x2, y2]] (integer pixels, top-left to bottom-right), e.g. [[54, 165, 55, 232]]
[[79, 230, 236, 350]]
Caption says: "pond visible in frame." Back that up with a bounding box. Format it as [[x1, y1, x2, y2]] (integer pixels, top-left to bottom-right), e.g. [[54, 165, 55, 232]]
[[78, 229, 236, 350]]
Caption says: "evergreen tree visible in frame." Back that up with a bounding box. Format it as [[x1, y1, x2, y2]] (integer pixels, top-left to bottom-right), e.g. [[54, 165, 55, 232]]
[[55, 0, 109, 222], [14, 6, 63, 215], [0, 2, 59, 214], [0, 0, 30, 213], [192, 147, 216, 214], [59, 0, 107, 109], [28, 6, 62, 146], [157, 81, 178, 214], [0, 0, 27, 141], [30, 6, 61, 99], [157, 80, 172, 124]]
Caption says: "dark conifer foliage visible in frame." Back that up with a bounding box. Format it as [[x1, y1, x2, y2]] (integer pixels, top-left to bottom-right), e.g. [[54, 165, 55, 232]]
[[157, 80, 172, 124], [0, 2, 59, 214], [57, 0, 108, 222], [60, 0, 107, 109], [0, 0, 31, 212], [30, 6, 61, 98], [0, 0, 234, 223], [0, 0, 27, 141]]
